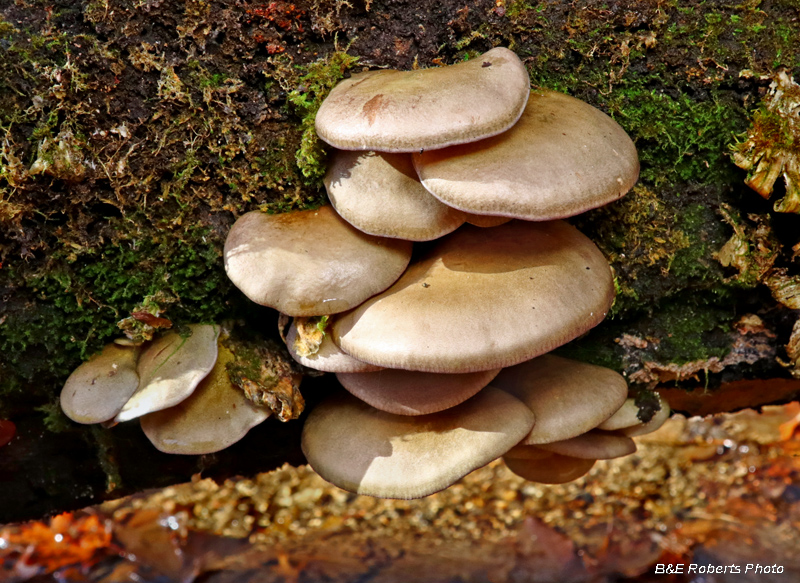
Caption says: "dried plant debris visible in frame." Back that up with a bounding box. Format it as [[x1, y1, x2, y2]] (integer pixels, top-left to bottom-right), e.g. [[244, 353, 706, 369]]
[[291, 316, 329, 357], [765, 268, 800, 310], [777, 319, 800, 379], [732, 71, 800, 213], [117, 292, 177, 344], [715, 205, 778, 287], [223, 335, 304, 422]]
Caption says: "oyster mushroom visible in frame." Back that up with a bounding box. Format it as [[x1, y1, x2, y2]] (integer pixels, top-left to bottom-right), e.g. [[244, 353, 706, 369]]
[[536, 430, 636, 460], [60, 342, 141, 424], [315, 47, 530, 152], [491, 354, 628, 445], [335, 367, 501, 416], [503, 448, 596, 484], [301, 388, 534, 499], [332, 221, 614, 373], [114, 324, 220, 423], [325, 150, 466, 241], [140, 343, 271, 455], [286, 318, 382, 373], [414, 89, 639, 221], [224, 206, 412, 316]]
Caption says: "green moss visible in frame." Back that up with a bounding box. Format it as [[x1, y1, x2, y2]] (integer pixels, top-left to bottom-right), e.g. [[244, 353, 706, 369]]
[[287, 50, 360, 187], [0, 225, 232, 403]]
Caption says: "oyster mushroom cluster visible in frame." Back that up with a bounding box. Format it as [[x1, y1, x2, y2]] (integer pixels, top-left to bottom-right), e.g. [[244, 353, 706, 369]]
[[223, 47, 664, 497], [59, 324, 299, 454]]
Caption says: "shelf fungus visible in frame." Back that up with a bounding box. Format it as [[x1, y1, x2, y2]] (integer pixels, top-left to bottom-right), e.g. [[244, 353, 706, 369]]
[[731, 71, 800, 214]]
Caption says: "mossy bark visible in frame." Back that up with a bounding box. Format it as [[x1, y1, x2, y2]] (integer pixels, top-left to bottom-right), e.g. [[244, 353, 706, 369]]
[[1, 0, 799, 522]]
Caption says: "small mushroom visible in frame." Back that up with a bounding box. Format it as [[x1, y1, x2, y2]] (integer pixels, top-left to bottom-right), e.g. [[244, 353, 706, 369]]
[[114, 324, 220, 423], [620, 395, 671, 437], [325, 150, 466, 241], [535, 430, 636, 460], [60, 343, 141, 424], [315, 47, 530, 152], [335, 367, 501, 416], [503, 449, 596, 484], [332, 221, 614, 373], [596, 397, 641, 431], [140, 343, 270, 455], [414, 89, 639, 221], [491, 354, 628, 445], [224, 206, 412, 316], [301, 387, 534, 499]]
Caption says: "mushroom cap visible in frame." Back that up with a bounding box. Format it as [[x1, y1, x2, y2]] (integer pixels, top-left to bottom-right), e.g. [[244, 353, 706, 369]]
[[620, 396, 671, 437], [60, 343, 140, 424], [536, 429, 636, 459], [503, 451, 596, 484], [332, 221, 614, 373], [140, 344, 270, 455], [596, 398, 640, 431], [414, 89, 639, 221], [224, 206, 412, 316], [301, 387, 534, 499], [462, 214, 512, 228], [315, 47, 530, 153], [492, 354, 628, 445], [325, 150, 466, 241], [114, 324, 220, 423], [286, 319, 382, 373], [336, 368, 501, 416]]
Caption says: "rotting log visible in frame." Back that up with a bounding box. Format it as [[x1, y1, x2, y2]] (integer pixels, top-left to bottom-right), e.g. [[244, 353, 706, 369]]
[[1, 0, 800, 523]]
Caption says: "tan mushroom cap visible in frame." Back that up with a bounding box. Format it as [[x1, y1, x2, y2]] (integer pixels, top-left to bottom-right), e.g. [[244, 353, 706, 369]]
[[504, 451, 596, 484], [224, 206, 412, 316], [286, 319, 382, 373], [60, 343, 141, 424], [336, 368, 501, 416], [462, 214, 512, 228], [332, 221, 614, 373], [537, 429, 636, 459], [141, 344, 270, 455], [301, 387, 534, 499], [325, 150, 466, 241], [315, 47, 530, 153], [620, 396, 671, 437], [114, 324, 220, 423], [414, 89, 639, 221], [596, 398, 640, 431], [492, 354, 628, 445]]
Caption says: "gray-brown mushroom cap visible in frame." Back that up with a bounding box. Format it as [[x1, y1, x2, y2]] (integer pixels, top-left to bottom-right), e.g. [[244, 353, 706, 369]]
[[301, 387, 534, 499], [596, 397, 640, 431], [141, 344, 270, 455], [60, 343, 140, 424], [325, 150, 466, 241], [114, 324, 220, 423], [492, 354, 628, 445], [620, 396, 671, 437], [336, 368, 501, 416], [286, 319, 382, 373], [224, 206, 412, 316], [414, 89, 639, 221], [504, 451, 596, 484], [315, 47, 530, 153], [536, 430, 636, 459], [332, 221, 614, 373]]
